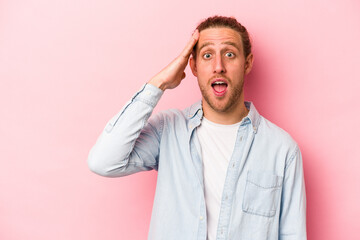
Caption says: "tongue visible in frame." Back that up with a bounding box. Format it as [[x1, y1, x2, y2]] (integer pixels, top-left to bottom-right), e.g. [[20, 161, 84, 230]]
[[213, 84, 227, 93]]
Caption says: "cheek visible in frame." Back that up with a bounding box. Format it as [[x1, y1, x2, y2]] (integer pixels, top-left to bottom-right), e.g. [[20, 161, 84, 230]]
[[196, 60, 212, 73], [195, 65, 206, 77], [228, 62, 245, 74]]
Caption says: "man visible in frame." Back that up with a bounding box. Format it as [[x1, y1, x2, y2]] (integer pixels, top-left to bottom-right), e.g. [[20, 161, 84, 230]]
[[88, 16, 307, 240]]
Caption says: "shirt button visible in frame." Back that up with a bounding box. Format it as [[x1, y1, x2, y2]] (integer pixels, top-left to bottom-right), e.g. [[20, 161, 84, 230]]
[[199, 216, 204, 220], [225, 195, 228, 200], [232, 163, 235, 168], [145, 90, 152, 95], [239, 136, 243, 141]]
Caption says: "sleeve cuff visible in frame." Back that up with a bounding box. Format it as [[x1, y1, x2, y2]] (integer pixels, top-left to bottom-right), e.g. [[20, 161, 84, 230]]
[[133, 83, 164, 107]]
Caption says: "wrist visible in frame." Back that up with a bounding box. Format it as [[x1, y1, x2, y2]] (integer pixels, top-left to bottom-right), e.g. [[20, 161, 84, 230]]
[[148, 78, 167, 91]]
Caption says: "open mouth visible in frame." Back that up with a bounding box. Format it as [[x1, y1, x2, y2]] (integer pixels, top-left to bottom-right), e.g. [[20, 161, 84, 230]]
[[211, 80, 228, 95]]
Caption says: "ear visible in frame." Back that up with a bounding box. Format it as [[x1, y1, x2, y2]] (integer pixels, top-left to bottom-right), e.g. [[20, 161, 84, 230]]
[[244, 53, 254, 75], [189, 56, 198, 77]]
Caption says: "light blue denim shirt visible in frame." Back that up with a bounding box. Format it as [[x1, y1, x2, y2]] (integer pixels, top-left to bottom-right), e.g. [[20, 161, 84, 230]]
[[88, 84, 307, 240]]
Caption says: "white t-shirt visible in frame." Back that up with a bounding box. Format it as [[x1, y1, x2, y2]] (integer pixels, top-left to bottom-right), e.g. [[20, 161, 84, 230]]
[[196, 117, 241, 240]]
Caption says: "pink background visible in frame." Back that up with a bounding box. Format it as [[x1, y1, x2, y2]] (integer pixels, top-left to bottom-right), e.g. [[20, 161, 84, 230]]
[[1, 0, 360, 239]]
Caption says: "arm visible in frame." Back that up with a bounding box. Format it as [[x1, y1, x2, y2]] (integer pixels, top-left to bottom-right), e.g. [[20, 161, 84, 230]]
[[87, 30, 199, 177], [279, 146, 307, 239], [87, 84, 164, 177]]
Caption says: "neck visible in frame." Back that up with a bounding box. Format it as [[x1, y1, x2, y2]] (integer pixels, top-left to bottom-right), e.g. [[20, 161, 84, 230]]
[[202, 99, 249, 125]]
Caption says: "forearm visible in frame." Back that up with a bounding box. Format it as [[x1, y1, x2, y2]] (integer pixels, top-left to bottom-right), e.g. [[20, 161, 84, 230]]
[[87, 84, 164, 177]]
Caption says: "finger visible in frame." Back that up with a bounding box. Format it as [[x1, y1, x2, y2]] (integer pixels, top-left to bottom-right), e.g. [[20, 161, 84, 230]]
[[181, 29, 199, 59]]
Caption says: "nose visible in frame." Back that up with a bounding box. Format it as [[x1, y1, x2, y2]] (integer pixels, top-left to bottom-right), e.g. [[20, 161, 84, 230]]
[[213, 54, 226, 74]]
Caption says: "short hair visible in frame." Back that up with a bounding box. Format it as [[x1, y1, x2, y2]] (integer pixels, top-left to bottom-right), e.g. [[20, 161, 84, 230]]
[[192, 15, 252, 59]]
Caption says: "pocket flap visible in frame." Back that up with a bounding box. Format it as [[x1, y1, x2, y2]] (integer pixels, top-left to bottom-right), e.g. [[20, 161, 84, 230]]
[[247, 170, 283, 189]]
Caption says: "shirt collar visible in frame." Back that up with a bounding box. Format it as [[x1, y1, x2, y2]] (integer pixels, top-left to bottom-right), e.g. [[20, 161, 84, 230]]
[[187, 101, 261, 133]]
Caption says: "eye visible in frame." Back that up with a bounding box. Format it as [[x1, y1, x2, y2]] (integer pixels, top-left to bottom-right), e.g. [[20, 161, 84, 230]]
[[203, 53, 212, 59], [225, 52, 235, 58]]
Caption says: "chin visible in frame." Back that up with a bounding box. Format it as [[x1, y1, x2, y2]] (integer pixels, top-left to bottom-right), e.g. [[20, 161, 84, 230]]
[[206, 99, 232, 113]]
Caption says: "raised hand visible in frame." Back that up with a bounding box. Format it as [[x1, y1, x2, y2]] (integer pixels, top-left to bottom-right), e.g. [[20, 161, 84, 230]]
[[148, 30, 199, 91]]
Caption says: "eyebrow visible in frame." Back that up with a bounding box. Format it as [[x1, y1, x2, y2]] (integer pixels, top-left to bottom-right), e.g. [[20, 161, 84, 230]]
[[198, 41, 241, 52]]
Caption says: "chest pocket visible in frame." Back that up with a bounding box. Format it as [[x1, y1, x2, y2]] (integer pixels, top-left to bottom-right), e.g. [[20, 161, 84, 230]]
[[242, 170, 283, 217]]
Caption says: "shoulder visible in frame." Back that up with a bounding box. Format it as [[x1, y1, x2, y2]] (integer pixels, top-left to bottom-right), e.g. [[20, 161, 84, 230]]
[[257, 115, 299, 155], [149, 101, 201, 126], [153, 108, 186, 123], [247, 101, 297, 150], [252, 115, 301, 170], [152, 101, 201, 122]]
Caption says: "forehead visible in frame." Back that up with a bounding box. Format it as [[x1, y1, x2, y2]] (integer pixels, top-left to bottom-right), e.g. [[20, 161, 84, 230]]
[[197, 27, 242, 50]]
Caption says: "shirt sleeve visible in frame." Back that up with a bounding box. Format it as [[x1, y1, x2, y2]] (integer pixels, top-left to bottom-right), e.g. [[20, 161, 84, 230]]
[[279, 146, 307, 240], [87, 83, 164, 177]]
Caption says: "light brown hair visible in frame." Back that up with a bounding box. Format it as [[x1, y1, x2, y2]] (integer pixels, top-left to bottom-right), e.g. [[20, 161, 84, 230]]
[[192, 16, 252, 59]]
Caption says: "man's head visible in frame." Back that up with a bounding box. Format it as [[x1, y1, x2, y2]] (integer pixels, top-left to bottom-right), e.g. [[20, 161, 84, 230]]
[[189, 16, 254, 121], [192, 16, 252, 60]]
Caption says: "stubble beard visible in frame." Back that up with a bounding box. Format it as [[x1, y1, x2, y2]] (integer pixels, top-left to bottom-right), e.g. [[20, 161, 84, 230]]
[[199, 80, 244, 113]]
